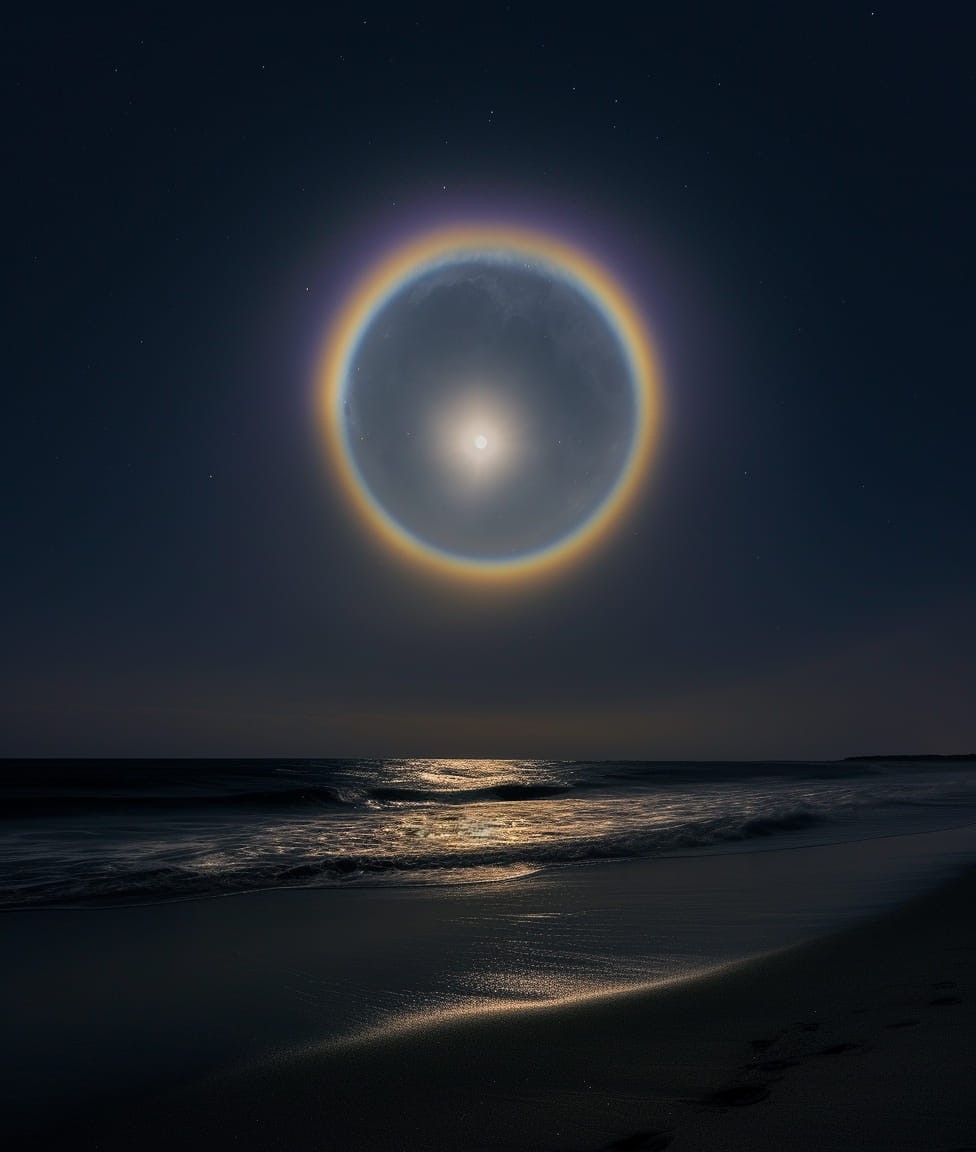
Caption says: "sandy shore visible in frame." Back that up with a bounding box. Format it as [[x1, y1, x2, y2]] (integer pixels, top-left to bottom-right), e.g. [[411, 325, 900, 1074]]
[[47, 860, 975, 1151]]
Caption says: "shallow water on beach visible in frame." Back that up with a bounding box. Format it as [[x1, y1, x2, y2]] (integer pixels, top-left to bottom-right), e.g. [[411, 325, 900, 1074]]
[[3, 815, 976, 1129], [2, 756, 976, 908]]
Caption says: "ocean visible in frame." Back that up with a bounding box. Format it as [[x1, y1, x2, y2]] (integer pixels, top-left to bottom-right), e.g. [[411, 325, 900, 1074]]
[[3, 756, 976, 909], [5, 754, 976, 1129]]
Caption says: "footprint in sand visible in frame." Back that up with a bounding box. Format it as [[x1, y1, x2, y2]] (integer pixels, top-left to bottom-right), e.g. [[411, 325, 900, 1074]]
[[816, 1041, 863, 1056], [700, 1083, 771, 1108], [601, 1132, 673, 1152], [756, 1058, 799, 1072], [562, 1127, 674, 1152], [750, 1030, 786, 1052]]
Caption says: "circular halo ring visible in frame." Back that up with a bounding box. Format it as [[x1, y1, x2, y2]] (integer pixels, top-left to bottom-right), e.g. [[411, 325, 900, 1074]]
[[316, 223, 664, 583]]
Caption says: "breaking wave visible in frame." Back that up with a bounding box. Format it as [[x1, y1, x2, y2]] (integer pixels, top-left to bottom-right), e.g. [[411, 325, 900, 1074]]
[[2, 756, 975, 909]]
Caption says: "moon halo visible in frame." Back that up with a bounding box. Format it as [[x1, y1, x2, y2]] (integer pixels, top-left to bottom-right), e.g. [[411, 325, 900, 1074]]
[[316, 223, 662, 583]]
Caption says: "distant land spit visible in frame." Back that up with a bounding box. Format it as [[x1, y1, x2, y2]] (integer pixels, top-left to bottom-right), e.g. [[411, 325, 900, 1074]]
[[843, 753, 976, 762]]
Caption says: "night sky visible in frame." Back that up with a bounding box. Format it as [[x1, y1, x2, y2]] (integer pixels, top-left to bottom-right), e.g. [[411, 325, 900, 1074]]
[[4, 5, 974, 759]]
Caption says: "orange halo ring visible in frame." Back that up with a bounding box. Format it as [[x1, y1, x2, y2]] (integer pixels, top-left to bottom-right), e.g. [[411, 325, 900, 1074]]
[[316, 223, 664, 583]]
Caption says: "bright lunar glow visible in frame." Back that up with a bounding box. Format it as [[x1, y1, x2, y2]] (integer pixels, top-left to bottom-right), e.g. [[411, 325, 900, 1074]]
[[432, 389, 517, 490], [316, 222, 663, 583]]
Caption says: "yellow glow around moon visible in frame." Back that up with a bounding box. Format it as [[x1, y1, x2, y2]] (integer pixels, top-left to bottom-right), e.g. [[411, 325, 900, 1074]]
[[315, 222, 664, 584], [433, 388, 517, 490]]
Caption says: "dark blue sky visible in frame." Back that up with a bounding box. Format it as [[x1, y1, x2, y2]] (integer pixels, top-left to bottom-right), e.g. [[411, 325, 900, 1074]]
[[3, 4, 973, 758]]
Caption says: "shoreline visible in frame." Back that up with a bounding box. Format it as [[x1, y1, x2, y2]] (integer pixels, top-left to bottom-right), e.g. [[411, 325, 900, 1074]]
[[6, 807, 976, 915], [22, 850, 976, 1150]]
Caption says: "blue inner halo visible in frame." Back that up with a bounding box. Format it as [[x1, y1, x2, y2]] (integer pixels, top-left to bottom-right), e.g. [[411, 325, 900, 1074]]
[[339, 250, 640, 567]]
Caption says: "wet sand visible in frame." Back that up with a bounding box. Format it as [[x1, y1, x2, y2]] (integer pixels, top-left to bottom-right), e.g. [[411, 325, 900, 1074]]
[[42, 859, 976, 1151]]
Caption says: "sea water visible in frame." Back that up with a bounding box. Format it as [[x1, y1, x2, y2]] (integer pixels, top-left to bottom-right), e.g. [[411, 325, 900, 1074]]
[[4, 756, 976, 1126], [2, 756, 976, 908]]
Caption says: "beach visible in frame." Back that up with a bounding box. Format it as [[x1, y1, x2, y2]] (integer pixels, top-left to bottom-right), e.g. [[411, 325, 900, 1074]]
[[8, 3, 975, 1147], [6, 819, 975, 1150]]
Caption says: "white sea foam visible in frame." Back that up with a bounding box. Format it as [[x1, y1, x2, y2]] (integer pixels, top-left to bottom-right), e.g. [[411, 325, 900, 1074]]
[[2, 756, 975, 908]]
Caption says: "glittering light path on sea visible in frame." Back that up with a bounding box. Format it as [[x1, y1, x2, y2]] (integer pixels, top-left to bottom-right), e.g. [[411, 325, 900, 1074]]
[[316, 223, 663, 581]]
